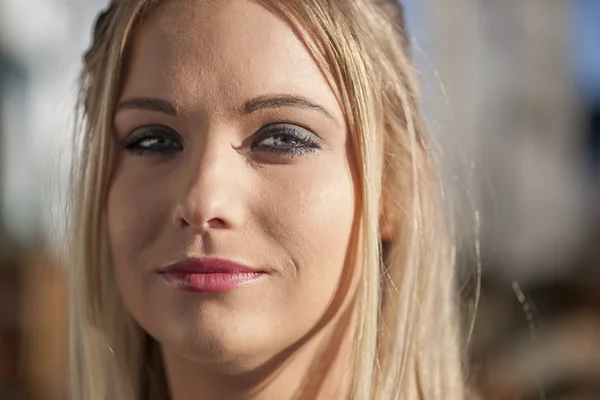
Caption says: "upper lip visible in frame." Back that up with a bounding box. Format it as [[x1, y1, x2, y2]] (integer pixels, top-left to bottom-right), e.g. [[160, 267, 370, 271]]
[[158, 257, 265, 274]]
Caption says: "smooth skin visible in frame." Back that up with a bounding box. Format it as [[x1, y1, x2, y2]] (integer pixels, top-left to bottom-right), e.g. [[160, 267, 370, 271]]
[[107, 1, 360, 399]]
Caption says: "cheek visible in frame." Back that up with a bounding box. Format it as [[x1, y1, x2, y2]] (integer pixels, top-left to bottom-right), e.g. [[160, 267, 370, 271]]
[[258, 159, 357, 309], [106, 164, 170, 283]]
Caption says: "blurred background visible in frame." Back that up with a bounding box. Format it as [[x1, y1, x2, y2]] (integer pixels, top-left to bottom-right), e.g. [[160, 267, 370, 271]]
[[0, 0, 598, 399]]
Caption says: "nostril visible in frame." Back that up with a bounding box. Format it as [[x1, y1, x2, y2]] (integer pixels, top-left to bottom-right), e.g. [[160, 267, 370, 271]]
[[175, 216, 190, 229], [171, 186, 244, 232], [173, 208, 229, 232], [204, 217, 228, 230]]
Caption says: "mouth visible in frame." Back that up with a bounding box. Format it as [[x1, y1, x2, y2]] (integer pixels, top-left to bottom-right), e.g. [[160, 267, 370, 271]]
[[158, 257, 266, 293]]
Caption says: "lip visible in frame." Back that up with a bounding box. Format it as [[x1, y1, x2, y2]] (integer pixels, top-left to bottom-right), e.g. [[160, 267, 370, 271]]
[[158, 258, 266, 293]]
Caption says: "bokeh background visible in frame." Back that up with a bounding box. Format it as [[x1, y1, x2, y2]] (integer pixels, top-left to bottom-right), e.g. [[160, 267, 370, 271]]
[[0, 0, 599, 399]]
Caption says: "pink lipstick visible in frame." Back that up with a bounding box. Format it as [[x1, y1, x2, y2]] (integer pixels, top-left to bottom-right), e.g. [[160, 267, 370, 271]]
[[158, 258, 265, 293]]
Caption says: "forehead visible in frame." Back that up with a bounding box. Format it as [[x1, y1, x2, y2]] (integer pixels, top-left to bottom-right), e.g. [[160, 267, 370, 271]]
[[120, 0, 341, 115]]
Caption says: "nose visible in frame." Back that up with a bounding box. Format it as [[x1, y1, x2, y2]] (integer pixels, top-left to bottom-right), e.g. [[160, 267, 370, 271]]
[[172, 142, 246, 233]]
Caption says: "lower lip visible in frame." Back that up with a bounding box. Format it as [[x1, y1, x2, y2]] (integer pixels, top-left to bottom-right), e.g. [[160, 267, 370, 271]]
[[159, 271, 264, 293]]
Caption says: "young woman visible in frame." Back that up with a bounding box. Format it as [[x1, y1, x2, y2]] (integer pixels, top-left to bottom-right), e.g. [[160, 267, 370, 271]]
[[69, 0, 467, 398]]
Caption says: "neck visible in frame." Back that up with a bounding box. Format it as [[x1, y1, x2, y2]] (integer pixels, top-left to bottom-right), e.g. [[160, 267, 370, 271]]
[[162, 304, 356, 400]]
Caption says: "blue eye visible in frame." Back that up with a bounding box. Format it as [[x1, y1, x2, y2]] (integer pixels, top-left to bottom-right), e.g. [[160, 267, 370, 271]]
[[252, 124, 322, 157], [121, 125, 183, 157]]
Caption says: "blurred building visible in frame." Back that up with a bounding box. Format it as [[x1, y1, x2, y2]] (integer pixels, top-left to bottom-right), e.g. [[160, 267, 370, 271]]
[[0, 1, 105, 398], [0, 0, 106, 245], [416, 0, 600, 398], [422, 0, 589, 282]]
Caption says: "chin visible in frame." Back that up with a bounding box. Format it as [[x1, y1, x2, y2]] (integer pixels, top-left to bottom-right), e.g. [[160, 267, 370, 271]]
[[123, 278, 324, 374], [169, 330, 286, 376], [148, 303, 284, 371]]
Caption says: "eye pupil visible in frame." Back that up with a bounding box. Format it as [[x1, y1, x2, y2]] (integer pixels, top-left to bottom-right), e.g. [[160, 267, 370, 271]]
[[143, 137, 168, 147], [274, 135, 298, 146]]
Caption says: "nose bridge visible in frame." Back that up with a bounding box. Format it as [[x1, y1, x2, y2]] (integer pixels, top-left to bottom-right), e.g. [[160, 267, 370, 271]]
[[189, 137, 228, 194], [175, 130, 242, 230]]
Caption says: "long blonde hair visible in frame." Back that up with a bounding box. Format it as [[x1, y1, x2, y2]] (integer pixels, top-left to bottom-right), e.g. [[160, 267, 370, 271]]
[[69, 0, 466, 398]]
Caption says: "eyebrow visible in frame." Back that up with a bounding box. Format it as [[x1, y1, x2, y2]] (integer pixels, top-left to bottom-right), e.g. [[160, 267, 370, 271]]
[[243, 94, 336, 122], [116, 94, 336, 122], [117, 97, 178, 116]]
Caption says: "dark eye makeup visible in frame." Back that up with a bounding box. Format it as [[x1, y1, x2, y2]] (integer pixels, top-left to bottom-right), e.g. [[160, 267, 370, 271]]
[[250, 124, 322, 157], [120, 123, 322, 158], [121, 125, 184, 157]]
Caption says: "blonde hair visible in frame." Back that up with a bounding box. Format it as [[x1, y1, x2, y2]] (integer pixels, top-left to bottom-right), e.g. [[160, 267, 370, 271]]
[[69, 0, 466, 399]]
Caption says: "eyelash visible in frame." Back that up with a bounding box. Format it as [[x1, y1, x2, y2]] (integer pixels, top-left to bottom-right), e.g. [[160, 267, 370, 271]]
[[121, 124, 322, 158]]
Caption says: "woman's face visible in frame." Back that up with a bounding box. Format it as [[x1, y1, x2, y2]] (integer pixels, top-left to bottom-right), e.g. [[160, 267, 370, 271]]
[[108, 0, 357, 366]]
